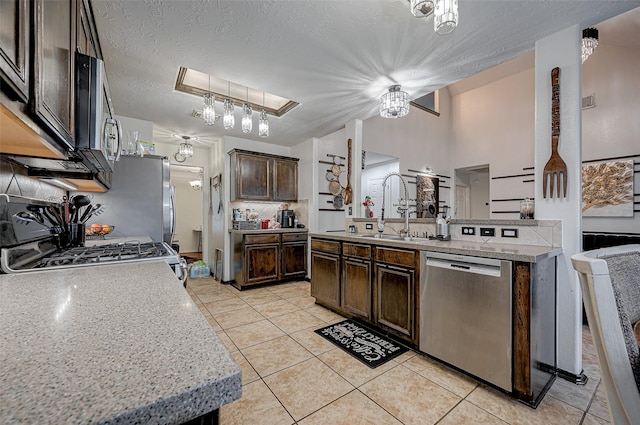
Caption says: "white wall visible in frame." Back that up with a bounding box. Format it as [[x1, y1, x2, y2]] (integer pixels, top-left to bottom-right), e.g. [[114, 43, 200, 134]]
[[171, 176, 204, 253], [581, 43, 640, 233], [315, 128, 348, 232]]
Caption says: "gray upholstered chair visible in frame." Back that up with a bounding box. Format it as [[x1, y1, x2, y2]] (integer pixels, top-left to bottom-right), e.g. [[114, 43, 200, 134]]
[[571, 244, 640, 425]]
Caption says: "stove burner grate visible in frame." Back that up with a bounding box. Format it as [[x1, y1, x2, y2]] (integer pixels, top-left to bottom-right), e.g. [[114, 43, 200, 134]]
[[32, 242, 171, 268]]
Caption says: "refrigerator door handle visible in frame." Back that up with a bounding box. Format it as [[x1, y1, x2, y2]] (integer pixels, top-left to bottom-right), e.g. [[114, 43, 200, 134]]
[[170, 186, 176, 243]]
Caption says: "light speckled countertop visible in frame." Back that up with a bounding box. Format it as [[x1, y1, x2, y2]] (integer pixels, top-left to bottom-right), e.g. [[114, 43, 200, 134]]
[[310, 232, 562, 263], [0, 261, 241, 424]]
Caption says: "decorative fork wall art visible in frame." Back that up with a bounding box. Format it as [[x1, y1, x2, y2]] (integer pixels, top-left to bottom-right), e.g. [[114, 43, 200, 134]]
[[543, 67, 568, 198]]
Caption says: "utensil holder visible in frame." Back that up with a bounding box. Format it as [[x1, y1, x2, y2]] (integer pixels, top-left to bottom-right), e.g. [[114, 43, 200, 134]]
[[60, 223, 85, 247]]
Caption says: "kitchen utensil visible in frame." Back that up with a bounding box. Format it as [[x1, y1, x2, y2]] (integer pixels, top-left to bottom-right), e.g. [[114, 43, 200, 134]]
[[332, 194, 344, 209], [80, 203, 103, 224], [62, 196, 69, 224], [329, 179, 342, 195], [325, 171, 337, 181], [342, 138, 353, 205], [48, 205, 65, 227], [331, 163, 342, 176], [543, 67, 567, 198], [70, 195, 91, 223]]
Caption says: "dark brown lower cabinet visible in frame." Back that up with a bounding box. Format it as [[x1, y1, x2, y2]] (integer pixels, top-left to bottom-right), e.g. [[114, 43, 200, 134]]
[[245, 243, 279, 285], [374, 263, 414, 340], [310, 251, 341, 309], [232, 232, 307, 290], [341, 243, 372, 320]]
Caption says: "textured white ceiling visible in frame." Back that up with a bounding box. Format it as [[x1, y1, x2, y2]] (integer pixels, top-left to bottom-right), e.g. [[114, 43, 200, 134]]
[[90, 0, 640, 148]]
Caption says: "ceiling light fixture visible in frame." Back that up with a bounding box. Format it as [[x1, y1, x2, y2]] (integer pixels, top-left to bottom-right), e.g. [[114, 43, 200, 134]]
[[582, 27, 599, 64], [242, 87, 252, 134], [259, 92, 269, 138], [202, 75, 215, 126], [178, 135, 194, 158], [223, 81, 235, 130], [380, 85, 409, 119], [408, 0, 457, 35]]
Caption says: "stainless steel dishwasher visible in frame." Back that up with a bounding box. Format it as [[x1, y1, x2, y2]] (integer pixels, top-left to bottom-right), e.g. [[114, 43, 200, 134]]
[[420, 251, 513, 391]]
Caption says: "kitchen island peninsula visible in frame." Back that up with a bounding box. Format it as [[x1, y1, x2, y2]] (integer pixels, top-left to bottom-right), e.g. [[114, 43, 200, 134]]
[[310, 224, 561, 408], [0, 261, 241, 424]]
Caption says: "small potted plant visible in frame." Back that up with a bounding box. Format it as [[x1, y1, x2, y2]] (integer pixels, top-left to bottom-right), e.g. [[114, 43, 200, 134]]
[[362, 196, 374, 218]]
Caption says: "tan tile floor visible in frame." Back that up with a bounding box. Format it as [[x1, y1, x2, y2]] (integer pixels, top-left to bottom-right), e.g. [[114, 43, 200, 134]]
[[187, 277, 610, 425]]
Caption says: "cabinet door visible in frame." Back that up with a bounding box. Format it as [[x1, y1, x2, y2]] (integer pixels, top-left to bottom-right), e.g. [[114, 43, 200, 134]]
[[375, 264, 414, 340], [310, 251, 341, 308], [32, 0, 75, 150], [273, 158, 298, 201], [235, 153, 271, 200], [0, 0, 29, 101], [342, 257, 371, 320], [77, 0, 97, 57], [244, 243, 280, 285], [282, 242, 307, 279]]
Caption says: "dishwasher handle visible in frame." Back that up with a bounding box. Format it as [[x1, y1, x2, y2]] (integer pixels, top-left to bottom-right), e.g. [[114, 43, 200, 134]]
[[426, 257, 503, 277]]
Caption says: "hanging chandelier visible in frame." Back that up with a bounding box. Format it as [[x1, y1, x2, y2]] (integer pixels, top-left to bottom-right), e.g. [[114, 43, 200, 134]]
[[408, 0, 458, 35], [380, 85, 409, 119], [242, 88, 252, 133], [582, 27, 599, 64], [259, 92, 269, 138], [202, 75, 215, 126], [223, 81, 235, 130], [177, 135, 194, 158]]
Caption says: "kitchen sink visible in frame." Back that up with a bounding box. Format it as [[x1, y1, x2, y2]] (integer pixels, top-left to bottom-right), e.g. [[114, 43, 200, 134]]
[[359, 234, 413, 241]]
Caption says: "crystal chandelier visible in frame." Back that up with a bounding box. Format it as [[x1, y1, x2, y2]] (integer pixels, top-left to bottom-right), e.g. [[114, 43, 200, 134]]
[[259, 92, 269, 138], [434, 0, 458, 35], [178, 135, 194, 158], [223, 81, 235, 130], [582, 27, 599, 64], [380, 85, 409, 119], [202, 75, 215, 126], [408, 0, 458, 35], [242, 88, 252, 133]]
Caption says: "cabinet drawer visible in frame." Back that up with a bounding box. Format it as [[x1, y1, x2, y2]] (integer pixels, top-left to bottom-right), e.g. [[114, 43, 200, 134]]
[[375, 247, 416, 268], [282, 232, 308, 243], [245, 233, 281, 245], [343, 243, 371, 259], [311, 239, 341, 254]]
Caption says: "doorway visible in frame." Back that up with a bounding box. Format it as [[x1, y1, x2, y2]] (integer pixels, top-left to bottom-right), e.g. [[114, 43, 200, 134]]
[[170, 164, 204, 261], [360, 151, 400, 218], [454, 165, 490, 219]]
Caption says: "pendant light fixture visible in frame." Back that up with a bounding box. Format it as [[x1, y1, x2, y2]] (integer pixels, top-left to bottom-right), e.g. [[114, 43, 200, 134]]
[[410, 0, 434, 18], [259, 91, 269, 138], [581, 27, 599, 64], [242, 87, 252, 133], [178, 135, 194, 158], [380, 85, 409, 119], [202, 75, 215, 126], [434, 0, 458, 35], [223, 81, 235, 130]]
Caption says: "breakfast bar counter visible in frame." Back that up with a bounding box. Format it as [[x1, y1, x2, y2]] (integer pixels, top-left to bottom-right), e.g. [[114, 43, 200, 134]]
[[0, 261, 241, 424]]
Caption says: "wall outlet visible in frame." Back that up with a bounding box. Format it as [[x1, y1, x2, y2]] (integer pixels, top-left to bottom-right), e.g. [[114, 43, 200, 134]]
[[501, 228, 519, 238], [461, 226, 476, 235], [480, 227, 495, 237], [365, 223, 373, 230]]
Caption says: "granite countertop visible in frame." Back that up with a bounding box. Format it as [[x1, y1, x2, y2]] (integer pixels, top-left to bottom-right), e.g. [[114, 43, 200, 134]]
[[230, 228, 308, 234], [310, 232, 562, 263], [0, 261, 241, 424]]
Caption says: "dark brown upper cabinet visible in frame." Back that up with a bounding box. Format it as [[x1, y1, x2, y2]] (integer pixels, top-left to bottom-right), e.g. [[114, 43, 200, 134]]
[[0, 0, 30, 102], [229, 149, 299, 202], [31, 0, 77, 151]]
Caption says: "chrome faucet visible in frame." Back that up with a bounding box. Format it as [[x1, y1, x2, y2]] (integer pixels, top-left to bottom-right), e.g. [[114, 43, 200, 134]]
[[377, 172, 411, 239]]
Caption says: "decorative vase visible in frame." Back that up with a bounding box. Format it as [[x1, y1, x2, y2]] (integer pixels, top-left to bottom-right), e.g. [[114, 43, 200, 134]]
[[365, 208, 373, 218]]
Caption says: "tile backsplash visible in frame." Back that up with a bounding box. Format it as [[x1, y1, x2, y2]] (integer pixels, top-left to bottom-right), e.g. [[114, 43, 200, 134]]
[[230, 199, 309, 228]]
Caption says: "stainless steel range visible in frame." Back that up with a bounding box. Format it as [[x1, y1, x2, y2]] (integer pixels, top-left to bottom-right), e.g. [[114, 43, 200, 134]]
[[0, 195, 187, 285]]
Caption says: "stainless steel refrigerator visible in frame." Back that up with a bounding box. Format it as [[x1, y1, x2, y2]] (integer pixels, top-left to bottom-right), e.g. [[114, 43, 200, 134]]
[[82, 155, 174, 243]]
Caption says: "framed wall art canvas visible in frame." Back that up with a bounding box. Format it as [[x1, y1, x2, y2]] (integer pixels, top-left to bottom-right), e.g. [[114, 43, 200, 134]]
[[582, 159, 634, 217]]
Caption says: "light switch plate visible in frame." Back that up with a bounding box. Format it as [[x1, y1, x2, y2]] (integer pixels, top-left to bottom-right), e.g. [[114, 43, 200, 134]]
[[480, 227, 495, 237]]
